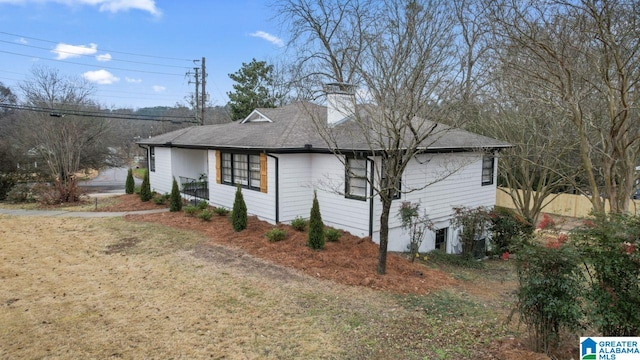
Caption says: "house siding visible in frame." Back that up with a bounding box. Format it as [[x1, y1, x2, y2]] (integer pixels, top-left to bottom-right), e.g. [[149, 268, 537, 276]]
[[311, 154, 370, 238], [277, 154, 314, 222], [372, 152, 497, 253], [149, 147, 173, 195], [207, 150, 276, 222]]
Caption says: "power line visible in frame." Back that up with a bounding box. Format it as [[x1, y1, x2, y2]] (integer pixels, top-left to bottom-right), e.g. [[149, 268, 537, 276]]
[[0, 50, 186, 77], [0, 102, 198, 123], [0, 31, 193, 62], [0, 39, 190, 69]]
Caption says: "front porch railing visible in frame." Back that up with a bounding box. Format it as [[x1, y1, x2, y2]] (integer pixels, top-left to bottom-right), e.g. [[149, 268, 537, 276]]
[[179, 176, 209, 202]]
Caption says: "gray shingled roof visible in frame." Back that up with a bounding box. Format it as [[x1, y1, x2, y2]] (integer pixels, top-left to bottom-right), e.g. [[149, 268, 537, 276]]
[[137, 101, 511, 152]]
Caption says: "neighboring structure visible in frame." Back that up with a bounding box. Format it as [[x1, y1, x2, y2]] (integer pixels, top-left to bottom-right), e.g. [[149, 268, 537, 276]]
[[137, 98, 510, 253]]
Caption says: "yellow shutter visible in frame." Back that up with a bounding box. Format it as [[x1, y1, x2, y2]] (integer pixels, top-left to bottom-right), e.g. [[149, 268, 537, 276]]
[[260, 153, 268, 193], [215, 150, 221, 184]]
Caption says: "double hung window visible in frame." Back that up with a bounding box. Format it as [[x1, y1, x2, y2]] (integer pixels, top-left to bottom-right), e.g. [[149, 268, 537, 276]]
[[346, 157, 367, 200], [481, 155, 494, 186]]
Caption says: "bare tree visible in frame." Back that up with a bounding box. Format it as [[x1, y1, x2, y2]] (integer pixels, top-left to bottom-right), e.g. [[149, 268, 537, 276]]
[[278, 0, 474, 274], [487, 0, 640, 214], [18, 66, 110, 202]]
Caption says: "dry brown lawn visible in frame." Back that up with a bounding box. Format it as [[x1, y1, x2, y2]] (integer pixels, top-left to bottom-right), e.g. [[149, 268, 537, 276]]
[[0, 216, 371, 359], [0, 194, 566, 359]]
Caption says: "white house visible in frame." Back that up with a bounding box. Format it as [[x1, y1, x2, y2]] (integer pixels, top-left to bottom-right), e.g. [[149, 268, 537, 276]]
[[137, 95, 510, 253]]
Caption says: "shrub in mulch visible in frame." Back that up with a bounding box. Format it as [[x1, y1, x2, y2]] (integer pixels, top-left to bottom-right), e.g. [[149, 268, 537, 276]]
[[125, 210, 458, 295]]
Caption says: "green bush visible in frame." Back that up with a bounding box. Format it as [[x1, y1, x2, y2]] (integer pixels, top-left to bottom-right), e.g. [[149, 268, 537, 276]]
[[573, 213, 640, 336], [125, 168, 135, 194], [515, 241, 584, 354], [183, 205, 199, 217], [169, 178, 182, 212], [325, 228, 342, 242], [197, 199, 209, 210], [153, 196, 166, 205], [490, 206, 534, 254], [139, 169, 152, 202], [425, 249, 484, 269], [307, 191, 324, 249], [398, 201, 432, 262], [0, 174, 18, 201], [266, 228, 286, 242], [213, 207, 229, 216], [451, 206, 492, 257], [197, 209, 214, 221], [6, 183, 34, 203], [231, 185, 247, 232], [291, 216, 307, 231]]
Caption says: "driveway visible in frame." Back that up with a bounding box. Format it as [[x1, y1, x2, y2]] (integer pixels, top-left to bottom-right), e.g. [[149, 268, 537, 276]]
[[79, 167, 141, 193]]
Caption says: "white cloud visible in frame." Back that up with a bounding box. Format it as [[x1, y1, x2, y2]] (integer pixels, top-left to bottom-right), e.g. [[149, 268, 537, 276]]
[[250, 31, 284, 47], [17, 37, 28, 44], [125, 77, 142, 83], [52, 42, 98, 60], [82, 69, 119, 84], [1, 0, 161, 16], [152, 85, 166, 92], [97, 0, 161, 16], [95, 53, 112, 62]]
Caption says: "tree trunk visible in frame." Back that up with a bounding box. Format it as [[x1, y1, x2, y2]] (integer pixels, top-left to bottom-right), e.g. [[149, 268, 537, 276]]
[[377, 194, 392, 275]]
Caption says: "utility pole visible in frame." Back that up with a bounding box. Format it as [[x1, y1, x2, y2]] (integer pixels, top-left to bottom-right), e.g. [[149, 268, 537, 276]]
[[201, 57, 206, 126], [193, 66, 200, 125]]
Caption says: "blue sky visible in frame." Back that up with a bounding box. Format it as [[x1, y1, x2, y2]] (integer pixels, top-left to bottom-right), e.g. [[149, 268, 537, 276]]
[[0, 0, 287, 109]]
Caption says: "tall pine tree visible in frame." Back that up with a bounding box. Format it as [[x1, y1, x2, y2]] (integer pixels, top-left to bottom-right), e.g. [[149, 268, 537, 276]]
[[227, 59, 279, 120]]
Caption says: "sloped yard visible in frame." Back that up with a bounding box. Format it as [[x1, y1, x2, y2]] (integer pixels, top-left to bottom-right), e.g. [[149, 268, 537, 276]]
[[0, 194, 568, 359]]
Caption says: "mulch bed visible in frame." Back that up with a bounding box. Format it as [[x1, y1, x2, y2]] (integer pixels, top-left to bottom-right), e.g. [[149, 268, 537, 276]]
[[98, 193, 459, 294]]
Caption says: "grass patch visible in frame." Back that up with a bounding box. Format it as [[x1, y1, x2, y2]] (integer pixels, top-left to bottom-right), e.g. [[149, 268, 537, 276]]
[[0, 215, 519, 359], [132, 168, 147, 179]]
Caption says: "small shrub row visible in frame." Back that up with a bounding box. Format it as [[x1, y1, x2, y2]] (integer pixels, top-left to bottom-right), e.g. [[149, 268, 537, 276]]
[[291, 216, 307, 231], [213, 207, 229, 216], [197, 209, 214, 221], [265, 228, 286, 242], [325, 228, 341, 242], [153, 193, 170, 205], [183, 205, 199, 216]]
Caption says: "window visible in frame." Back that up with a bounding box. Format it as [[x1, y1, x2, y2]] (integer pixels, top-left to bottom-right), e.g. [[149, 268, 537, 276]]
[[481, 155, 494, 186], [381, 160, 401, 200], [149, 146, 155, 172], [220, 151, 261, 190], [221, 153, 232, 183], [233, 154, 248, 185], [435, 228, 448, 251], [346, 157, 367, 200]]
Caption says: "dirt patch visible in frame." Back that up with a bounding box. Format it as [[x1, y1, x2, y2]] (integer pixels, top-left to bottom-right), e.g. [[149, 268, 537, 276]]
[[103, 236, 141, 254]]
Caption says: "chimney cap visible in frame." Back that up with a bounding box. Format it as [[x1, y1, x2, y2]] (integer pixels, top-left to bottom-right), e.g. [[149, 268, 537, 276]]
[[324, 82, 356, 95]]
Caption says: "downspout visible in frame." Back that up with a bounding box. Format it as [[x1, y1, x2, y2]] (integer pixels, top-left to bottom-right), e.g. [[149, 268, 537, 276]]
[[266, 153, 279, 223], [367, 157, 374, 238]]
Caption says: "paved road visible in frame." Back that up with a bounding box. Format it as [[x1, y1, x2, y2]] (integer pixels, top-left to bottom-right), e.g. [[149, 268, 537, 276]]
[[0, 208, 168, 218], [79, 167, 141, 193]]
